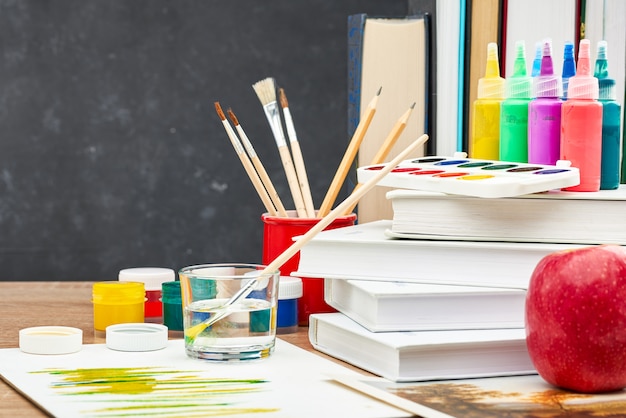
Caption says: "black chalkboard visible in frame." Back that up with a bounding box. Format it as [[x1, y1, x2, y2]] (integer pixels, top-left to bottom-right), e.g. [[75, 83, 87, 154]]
[[0, 0, 408, 281]]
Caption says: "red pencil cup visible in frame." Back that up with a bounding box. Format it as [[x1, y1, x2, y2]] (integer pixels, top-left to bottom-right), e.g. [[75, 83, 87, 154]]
[[262, 210, 357, 326]]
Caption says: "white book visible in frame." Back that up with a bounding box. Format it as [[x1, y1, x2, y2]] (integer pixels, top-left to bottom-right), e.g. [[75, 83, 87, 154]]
[[324, 279, 526, 332], [309, 313, 536, 382], [387, 187, 626, 245], [294, 220, 586, 289]]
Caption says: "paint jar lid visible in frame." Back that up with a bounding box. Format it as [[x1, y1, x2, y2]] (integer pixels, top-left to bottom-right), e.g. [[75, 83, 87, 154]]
[[19, 326, 83, 355], [93, 281, 145, 304], [106, 323, 168, 352], [119, 267, 175, 291], [278, 276, 303, 300]]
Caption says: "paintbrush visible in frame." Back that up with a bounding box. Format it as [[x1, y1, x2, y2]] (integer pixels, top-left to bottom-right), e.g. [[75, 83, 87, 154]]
[[184, 133, 430, 343], [279, 87, 315, 217], [317, 87, 381, 218], [214, 102, 277, 216], [252, 77, 308, 218], [344, 102, 416, 215], [227, 108, 288, 217]]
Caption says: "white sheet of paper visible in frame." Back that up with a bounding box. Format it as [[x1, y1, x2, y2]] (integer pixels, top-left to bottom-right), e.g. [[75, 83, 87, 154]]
[[0, 339, 410, 418]]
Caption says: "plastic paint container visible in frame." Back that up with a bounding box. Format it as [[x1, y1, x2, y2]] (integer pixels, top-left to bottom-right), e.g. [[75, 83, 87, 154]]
[[261, 210, 356, 325], [277, 276, 303, 334], [119, 267, 175, 323], [161, 280, 184, 337], [92, 281, 145, 337]]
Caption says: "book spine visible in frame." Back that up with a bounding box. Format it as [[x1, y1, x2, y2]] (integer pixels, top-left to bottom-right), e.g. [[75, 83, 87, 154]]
[[408, 0, 437, 155], [346, 13, 366, 193], [347, 14, 366, 140]]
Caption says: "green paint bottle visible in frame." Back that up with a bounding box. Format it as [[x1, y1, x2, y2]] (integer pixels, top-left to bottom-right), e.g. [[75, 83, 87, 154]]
[[500, 40, 532, 162]]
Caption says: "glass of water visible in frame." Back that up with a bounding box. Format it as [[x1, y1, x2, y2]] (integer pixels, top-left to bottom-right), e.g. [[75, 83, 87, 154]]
[[179, 264, 279, 361]]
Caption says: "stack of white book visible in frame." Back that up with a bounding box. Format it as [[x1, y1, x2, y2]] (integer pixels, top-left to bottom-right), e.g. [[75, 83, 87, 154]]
[[295, 186, 626, 382]]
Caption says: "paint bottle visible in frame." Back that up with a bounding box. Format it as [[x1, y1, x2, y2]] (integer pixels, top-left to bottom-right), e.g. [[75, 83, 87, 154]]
[[561, 41, 576, 99], [92, 281, 145, 338], [500, 40, 531, 162], [528, 39, 563, 165], [161, 281, 184, 338], [594, 41, 621, 190], [119, 267, 175, 323], [470, 42, 505, 160], [277, 276, 303, 334], [561, 39, 603, 192]]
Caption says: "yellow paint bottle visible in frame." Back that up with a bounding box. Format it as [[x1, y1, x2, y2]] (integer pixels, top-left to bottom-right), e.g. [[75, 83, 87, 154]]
[[92, 281, 145, 337], [471, 42, 505, 160]]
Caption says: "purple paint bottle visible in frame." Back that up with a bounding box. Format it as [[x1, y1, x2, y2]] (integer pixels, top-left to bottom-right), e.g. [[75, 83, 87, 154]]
[[528, 39, 563, 165]]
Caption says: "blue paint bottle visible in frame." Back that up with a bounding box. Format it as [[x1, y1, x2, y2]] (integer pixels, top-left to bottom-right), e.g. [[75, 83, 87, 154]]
[[277, 277, 302, 334]]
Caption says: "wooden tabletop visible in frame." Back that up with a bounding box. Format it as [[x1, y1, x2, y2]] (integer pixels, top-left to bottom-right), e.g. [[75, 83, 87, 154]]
[[0, 281, 364, 417]]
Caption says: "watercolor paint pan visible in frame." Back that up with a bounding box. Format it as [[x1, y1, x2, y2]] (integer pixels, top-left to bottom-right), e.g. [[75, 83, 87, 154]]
[[356, 155, 580, 198]]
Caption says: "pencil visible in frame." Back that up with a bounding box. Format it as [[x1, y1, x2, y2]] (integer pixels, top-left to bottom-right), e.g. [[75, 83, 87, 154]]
[[344, 102, 417, 215], [227, 108, 289, 218], [369, 102, 416, 165], [279, 87, 315, 217], [317, 87, 381, 218], [214, 102, 277, 216], [253, 77, 308, 218]]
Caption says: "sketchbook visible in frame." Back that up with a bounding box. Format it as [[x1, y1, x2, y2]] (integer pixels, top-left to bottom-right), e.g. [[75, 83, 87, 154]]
[[324, 278, 526, 332], [294, 220, 586, 289], [309, 312, 536, 382], [0, 339, 409, 418]]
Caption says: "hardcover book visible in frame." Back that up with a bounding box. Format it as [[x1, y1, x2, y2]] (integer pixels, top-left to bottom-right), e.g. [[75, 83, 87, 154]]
[[387, 187, 626, 245], [309, 312, 536, 382], [347, 13, 428, 223], [294, 220, 585, 289], [324, 278, 526, 332]]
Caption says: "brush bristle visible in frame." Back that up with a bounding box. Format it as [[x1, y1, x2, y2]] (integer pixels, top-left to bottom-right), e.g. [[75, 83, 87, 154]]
[[278, 88, 288, 108], [227, 108, 239, 126], [214, 102, 226, 121], [252, 77, 277, 106]]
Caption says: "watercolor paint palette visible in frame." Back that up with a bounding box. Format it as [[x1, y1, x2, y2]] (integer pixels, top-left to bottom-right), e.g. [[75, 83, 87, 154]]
[[357, 155, 580, 198]]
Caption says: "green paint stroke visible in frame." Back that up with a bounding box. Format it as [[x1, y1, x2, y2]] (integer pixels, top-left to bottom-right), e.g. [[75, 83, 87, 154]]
[[30, 367, 279, 417]]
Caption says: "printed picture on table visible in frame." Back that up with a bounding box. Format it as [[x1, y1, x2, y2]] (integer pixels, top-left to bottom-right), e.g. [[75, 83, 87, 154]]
[[337, 374, 626, 418]]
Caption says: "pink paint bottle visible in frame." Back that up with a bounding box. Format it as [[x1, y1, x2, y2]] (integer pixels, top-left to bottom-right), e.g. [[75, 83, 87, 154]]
[[561, 39, 603, 192], [528, 39, 563, 165]]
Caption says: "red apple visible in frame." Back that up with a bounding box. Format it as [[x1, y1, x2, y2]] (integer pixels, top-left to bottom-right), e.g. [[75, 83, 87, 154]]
[[525, 245, 626, 393]]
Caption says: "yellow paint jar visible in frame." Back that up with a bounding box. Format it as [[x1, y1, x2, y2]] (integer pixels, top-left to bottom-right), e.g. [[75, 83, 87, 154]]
[[92, 281, 145, 337]]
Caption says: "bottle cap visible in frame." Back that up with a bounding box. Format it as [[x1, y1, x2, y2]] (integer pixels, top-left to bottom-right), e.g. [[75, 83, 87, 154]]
[[19, 326, 83, 355], [505, 40, 531, 99], [119, 267, 175, 291], [531, 42, 542, 77], [477, 43, 505, 99], [561, 41, 576, 98], [278, 276, 303, 300], [93, 281, 145, 304], [106, 323, 168, 352], [568, 39, 599, 99], [533, 39, 563, 98], [594, 40, 616, 100]]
